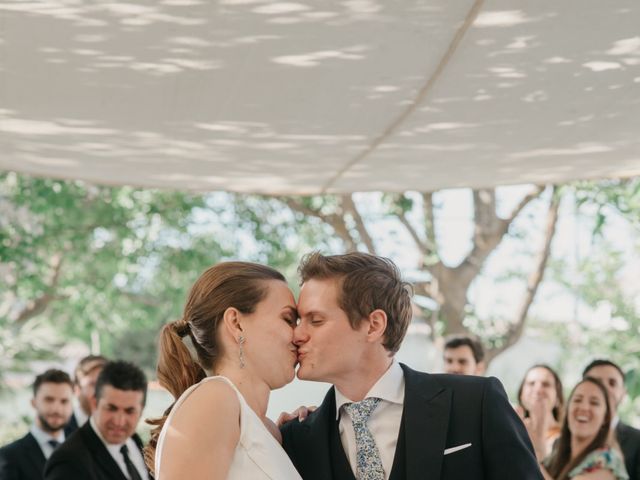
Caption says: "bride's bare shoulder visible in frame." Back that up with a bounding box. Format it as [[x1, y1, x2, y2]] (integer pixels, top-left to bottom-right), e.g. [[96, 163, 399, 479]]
[[171, 378, 240, 428]]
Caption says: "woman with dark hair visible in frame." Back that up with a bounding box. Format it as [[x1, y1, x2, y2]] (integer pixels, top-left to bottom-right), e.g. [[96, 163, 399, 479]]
[[518, 364, 565, 460], [540, 377, 627, 480], [145, 262, 302, 479]]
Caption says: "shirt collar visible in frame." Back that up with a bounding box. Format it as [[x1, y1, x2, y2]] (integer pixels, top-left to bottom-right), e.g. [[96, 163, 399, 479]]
[[30, 424, 65, 444], [334, 360, 405, 420]]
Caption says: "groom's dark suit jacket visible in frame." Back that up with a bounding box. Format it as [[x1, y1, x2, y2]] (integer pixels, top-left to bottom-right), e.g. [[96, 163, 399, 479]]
[[43, 422, 148, 480], [281, 364, 543, 480]]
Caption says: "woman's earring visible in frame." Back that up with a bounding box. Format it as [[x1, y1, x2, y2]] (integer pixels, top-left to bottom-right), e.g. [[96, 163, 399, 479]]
[[238, 335, 246, 369]]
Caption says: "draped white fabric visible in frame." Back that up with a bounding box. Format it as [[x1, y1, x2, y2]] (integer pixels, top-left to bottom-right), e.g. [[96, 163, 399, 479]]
[[1, 0, 639, 193]]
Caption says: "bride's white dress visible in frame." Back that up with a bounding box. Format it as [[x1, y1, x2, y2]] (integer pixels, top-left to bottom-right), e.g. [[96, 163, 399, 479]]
[[155, 376, 302, 479]]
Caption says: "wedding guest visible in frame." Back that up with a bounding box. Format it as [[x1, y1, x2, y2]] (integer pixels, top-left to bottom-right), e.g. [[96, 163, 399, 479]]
[[540, 377, 627, 480], [442, 334, 486, 376], [44, 361, 151, 480], [518, 364, 565, 460], [0, 369, 73, 480], [584, 359, 640, 480], [65, 355, 108, 435]]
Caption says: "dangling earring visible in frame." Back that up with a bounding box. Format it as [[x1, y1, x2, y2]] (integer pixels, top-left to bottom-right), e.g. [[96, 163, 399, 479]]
[[238, 335, 246, 369]]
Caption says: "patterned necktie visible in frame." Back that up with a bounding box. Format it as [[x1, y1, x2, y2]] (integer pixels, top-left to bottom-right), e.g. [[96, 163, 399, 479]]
[[343, 397, 385, 480], [120, 444, 143, 480]]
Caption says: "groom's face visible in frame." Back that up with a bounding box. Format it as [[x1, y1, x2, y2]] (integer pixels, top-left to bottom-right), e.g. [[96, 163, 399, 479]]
[[294, 277, 368, 383]]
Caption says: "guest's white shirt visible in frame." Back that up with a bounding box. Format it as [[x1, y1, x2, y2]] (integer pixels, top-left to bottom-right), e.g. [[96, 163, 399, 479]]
[[335, 360, 405, 480], [89, 417, 149, 480], [30, 425, 65, 459]]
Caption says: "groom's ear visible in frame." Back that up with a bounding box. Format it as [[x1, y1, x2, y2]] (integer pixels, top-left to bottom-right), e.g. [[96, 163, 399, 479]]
[[222, 307, 244, 337], [366, 309, 387, 343]]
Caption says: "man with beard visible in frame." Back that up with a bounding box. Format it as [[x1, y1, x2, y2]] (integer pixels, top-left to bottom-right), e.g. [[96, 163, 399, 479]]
[[0, 369, 73, 480]]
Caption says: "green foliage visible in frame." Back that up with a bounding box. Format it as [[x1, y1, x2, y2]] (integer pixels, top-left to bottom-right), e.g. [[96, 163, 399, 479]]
[[0, 172, 232, 380], [547, 239, 640, 403], [573, 178, 640, 234], [229, 194, 337, 282]]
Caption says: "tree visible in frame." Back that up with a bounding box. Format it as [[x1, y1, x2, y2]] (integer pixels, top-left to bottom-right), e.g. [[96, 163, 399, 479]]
[[543, 179, 640, 406], [233, 185, 563, 364], [0, 172, 231, 378]]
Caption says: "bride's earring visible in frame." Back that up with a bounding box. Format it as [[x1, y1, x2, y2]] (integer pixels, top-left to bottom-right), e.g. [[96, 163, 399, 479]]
[[238, 335, 246, 369]]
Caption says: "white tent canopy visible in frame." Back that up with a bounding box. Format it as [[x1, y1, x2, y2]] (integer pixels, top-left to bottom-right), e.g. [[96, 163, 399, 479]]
[[1, 0, 640, 194]]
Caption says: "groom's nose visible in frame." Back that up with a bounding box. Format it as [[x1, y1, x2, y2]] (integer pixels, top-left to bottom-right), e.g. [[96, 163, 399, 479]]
[[293, 322, 308, 345]]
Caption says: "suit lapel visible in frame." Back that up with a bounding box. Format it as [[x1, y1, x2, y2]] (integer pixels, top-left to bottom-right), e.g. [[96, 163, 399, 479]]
[[299, 387, 336, 480], [400, 363, 451, 480], [81, 423, 128, 480], [23, 433, 47, 477]]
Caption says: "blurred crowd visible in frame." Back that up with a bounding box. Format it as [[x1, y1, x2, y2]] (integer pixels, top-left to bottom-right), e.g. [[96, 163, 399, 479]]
[[0, 338, 638, 480]]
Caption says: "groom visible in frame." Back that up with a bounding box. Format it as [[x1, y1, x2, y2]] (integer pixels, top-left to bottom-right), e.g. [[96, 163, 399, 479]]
[[281, 251, 543, 480]]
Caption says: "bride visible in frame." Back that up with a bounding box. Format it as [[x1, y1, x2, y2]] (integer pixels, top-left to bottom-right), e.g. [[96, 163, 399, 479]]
[[145, 262, 302, 479]]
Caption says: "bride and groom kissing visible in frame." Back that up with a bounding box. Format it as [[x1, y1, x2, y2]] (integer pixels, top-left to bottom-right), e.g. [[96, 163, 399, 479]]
[[148, 251, 543, 480]]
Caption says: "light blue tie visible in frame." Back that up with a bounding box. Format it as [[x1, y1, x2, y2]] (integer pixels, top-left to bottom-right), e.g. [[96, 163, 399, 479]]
[[343, 397, 385, 480]]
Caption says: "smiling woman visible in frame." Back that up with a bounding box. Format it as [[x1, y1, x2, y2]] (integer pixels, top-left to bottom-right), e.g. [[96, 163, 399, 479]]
[[541, 377, 628, 480]]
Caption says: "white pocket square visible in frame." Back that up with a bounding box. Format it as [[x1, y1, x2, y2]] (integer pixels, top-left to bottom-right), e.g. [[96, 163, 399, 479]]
[[444, 443, 472, 455]]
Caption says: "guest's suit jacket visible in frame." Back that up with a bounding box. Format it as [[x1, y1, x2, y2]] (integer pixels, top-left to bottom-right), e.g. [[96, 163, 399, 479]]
[[43, 422, 147, 480], [618, 421, 640, 480], [281, 364, 543, 480], [0, 432, 46, 480]]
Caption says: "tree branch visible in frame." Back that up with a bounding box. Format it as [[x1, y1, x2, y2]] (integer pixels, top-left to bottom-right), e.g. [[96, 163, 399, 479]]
[[341, 195, 376, 254], [456, 185, 547, 288], [486, 186, 561, 362], [283, 197, 358, 252], [397, 210, 430, 257], [422, 192, 437, 256], [504, 185, 546, 225]]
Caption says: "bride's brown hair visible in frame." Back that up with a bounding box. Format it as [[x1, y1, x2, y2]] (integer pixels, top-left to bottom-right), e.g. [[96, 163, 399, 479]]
[[144, 262, 285, 473]]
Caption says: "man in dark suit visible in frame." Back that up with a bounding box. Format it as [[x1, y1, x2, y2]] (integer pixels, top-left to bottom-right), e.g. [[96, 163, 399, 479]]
[[44, 361, 150, 480], [64, 355, 108, 436], [583, 359, 640, 480], [0, 369, 73, 480], [281, 252, 543, 480]]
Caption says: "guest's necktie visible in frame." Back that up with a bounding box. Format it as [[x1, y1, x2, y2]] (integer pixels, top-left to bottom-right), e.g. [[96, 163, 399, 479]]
[[120, 444, 143, 480], [344, 397, 385, 480], [47, 439, 60, 450]]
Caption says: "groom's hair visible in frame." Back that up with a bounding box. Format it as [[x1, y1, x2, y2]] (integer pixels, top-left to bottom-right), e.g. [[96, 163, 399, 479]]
[[299, 251, 413, 353]]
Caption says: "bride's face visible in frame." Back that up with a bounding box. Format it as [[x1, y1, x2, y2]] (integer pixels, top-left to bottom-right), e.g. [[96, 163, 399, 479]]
[[242, 280, 298, 389]]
